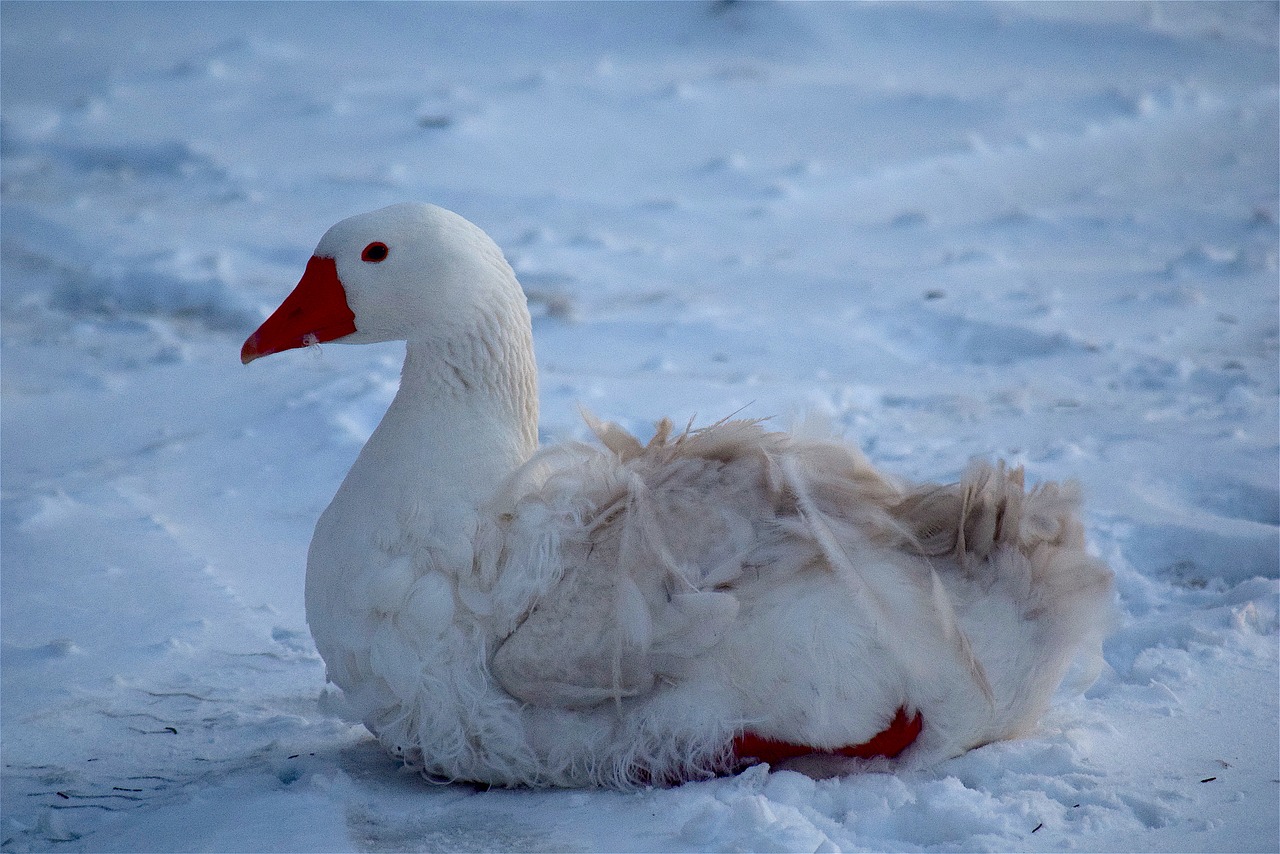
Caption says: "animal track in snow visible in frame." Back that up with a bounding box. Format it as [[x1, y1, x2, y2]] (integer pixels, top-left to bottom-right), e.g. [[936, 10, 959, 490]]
[[870, 307, 1084, 367]]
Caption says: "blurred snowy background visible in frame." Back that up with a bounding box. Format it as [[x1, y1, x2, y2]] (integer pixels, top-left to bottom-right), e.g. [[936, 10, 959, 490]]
[[2, 2, 1277, 851]]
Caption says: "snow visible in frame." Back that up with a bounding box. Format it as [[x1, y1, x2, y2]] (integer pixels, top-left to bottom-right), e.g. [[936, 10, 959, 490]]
[[2, 1, 1276, 850]]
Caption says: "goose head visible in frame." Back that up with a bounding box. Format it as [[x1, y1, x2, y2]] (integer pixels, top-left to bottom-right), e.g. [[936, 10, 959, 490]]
[[241, 203, 527, 364]]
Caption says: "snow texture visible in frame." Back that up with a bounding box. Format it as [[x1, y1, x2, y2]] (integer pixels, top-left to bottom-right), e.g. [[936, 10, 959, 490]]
[[2, 1, 1276, 851]]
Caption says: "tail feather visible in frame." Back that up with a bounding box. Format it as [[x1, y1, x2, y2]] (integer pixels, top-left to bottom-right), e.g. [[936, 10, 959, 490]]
[[893, 461, 1081, 564]]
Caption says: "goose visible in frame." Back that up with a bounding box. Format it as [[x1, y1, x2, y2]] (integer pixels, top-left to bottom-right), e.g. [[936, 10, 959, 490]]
[[241, 202, 1113, 787]]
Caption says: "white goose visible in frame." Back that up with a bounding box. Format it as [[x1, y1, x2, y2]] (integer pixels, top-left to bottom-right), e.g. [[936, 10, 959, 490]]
[[242, 203, 1113, 787]]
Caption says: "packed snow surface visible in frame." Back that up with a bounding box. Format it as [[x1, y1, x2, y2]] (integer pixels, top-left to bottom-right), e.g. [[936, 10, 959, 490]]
[[2, 2, 1277, 851]]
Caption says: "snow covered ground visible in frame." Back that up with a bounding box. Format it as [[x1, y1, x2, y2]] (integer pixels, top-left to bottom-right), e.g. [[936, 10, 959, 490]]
[[2, 2, 1277, 851]]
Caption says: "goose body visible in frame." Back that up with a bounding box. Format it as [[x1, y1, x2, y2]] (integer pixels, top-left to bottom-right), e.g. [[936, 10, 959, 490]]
[[242, 203, 1113, 787]]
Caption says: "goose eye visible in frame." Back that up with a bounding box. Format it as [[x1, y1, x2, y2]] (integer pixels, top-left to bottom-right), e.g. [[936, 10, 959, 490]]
[[361, 242, 389, 263]]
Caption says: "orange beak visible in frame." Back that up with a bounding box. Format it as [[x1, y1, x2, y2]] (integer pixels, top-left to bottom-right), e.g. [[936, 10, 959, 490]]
[[241, 256, 356, 364]]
